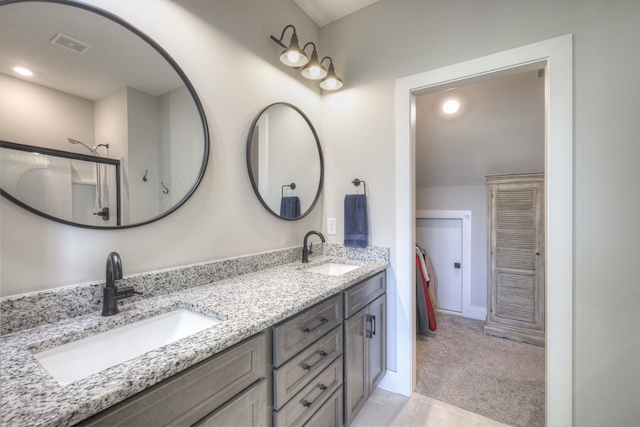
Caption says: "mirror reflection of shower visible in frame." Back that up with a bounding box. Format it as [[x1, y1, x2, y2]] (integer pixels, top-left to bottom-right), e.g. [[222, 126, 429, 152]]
[[67, 138, 110, 216]]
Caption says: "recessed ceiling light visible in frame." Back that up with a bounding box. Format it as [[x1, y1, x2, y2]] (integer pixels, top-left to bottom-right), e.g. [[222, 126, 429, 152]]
[[13, 66, 33, 77], [442, 99, 460, 114]]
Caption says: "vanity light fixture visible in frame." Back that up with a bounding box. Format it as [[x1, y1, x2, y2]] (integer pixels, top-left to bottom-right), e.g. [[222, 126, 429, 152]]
[[270, 25, 308, 67], [319, 58, 343, 90], [301, 43, 327, 80], [270, 25, 343, 90]]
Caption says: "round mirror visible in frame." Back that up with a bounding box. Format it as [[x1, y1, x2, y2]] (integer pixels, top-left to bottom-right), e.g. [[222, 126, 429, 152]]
[[246, 103, 323, 220], [0, 0, 209, 228]]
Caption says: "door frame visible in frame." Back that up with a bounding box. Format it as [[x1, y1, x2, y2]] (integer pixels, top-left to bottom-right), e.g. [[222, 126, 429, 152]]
[[390, 35, 573, 426]]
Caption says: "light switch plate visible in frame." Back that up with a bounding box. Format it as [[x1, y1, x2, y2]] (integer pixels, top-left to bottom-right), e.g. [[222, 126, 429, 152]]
[[327, 218, 337, 235]]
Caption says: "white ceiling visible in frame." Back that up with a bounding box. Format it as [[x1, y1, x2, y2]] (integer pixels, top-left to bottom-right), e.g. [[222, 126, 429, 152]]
[[0, 2, 183, 101], [294, 0, 381, 27], [415, 70, 546, 188]]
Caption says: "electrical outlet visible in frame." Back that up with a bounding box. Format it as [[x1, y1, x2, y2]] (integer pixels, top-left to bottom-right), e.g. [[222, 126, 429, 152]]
[[327, 218, 337, 235]]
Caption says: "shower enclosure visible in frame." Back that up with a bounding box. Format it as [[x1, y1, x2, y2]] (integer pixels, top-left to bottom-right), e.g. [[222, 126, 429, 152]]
[[0, 141, 121, 226]]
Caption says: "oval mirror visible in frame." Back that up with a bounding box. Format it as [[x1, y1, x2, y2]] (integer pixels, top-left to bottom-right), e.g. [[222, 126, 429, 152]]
[[0, 0, 209, 228], [246, 103, 323, 220]]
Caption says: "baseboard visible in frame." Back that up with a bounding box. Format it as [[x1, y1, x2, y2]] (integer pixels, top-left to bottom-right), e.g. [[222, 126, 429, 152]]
[[437, 306, 487, 321], [463, 304, 487, 320], [484, 323, 545, 347]]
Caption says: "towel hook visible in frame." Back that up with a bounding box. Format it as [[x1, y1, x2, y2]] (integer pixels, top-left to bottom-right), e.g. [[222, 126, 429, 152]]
[[161, 182, 169, 194], [282, 182, 296, 198], [143, 170, 148, 182], [352, 178, 367, 196]]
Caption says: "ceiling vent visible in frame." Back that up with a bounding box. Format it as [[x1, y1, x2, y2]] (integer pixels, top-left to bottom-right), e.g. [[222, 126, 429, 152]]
[[50, 33, 92, 54]]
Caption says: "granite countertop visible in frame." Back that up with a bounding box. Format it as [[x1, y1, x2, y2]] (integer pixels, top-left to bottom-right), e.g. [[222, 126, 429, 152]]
[[0, 254, 388, 427]]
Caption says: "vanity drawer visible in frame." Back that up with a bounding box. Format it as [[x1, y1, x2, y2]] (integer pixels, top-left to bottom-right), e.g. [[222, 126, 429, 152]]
[[344, 271, 386, 318], [274, 326, 342, 410], [274, 356, 343, 427], [273, 294, 343, 367], [193, 379, 268, 427], [303, 387, 343, 427], [78, 332, 266, 427]]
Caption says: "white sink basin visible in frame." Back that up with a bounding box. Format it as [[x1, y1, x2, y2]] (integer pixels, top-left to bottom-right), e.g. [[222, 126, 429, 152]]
[[307, 263, 360, 276], [33, 309, 221, 385]]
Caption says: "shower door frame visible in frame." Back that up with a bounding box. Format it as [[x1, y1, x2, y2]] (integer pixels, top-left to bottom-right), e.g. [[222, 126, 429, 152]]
[[0, 140, 122, 227]]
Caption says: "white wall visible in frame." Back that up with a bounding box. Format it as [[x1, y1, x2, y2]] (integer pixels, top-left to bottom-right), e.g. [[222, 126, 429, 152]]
[[0, 74, 94, 150], [159, 86, 203, 211], [127, 87, 160, 223], [321, 0, 640, 425], [0, 0, 323, 295], [94, 87, 129, 222]]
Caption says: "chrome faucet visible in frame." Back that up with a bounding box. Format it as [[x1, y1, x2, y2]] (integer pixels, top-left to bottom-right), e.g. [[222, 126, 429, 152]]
[[102, 252, 140, 316], [302, 231, 325, 263]]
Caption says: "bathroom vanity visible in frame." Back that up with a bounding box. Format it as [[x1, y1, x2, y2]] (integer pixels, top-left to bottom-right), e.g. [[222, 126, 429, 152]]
[[0, 245, 388, 426]]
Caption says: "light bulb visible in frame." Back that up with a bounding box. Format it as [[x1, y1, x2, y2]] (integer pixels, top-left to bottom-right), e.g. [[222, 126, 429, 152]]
[[13, 66, 33, 77], [309, 66, 321, 77], [324, 78, 337, 88], [287, 51, 300, 64], [442, 99, 460, 114]]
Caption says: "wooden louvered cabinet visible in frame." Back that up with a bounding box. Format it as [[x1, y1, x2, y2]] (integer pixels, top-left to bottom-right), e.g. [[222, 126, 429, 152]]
[[484, 172, 545, 346]]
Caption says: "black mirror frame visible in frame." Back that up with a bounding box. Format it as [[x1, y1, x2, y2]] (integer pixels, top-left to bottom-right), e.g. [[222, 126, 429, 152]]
[[0, 0, 209, 229], [246, 102, 324, 221]]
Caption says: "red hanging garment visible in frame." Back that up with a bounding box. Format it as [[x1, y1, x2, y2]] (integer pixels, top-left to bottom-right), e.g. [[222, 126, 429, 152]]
[[416, 254, 437, 331]]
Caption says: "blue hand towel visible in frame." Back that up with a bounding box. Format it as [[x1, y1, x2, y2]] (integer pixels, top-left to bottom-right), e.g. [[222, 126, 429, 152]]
[[344, 194, 368, 248], [280, 196, 300, 219]]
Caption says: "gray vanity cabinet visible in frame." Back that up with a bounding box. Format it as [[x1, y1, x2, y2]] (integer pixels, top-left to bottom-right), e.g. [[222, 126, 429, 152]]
[[343, 271, 386, 427], [272, 294, 344, 427], [77, 332, 269, 426]]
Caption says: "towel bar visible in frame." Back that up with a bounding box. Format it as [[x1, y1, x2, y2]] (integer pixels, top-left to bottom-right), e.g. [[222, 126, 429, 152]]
[[351, 178, 367, 196], [282, 182, 296, 197]]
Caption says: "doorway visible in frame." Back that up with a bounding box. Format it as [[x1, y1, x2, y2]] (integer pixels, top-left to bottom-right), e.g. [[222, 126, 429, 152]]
[[391, 35, 573, 425]]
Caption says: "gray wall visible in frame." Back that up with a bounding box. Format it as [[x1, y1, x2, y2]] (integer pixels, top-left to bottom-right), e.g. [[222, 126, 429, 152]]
[[320, 0, 640, 424]]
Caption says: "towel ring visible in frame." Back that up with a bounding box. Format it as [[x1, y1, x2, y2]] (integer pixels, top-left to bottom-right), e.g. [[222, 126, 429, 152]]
[[282, 182, 296, 198], [352, 178, 367, 196]]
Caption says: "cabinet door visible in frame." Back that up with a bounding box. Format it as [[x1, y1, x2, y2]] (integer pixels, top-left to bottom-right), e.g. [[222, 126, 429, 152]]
[[344, 308, 368, 426], [489, 180, 544, 331], [367, 296, 386, 392]]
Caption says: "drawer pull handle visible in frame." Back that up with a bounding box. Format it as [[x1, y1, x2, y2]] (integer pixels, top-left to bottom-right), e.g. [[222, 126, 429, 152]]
[[302, 383, 328, 407], [302, 316, 328, 333], [302, 350, 328, 370]]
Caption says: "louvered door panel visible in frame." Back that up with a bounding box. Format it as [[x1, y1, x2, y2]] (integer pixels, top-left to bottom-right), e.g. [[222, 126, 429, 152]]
[[485, 172, 545, 346], [496, 272, 535, 323], [496, 189, 536, 270]]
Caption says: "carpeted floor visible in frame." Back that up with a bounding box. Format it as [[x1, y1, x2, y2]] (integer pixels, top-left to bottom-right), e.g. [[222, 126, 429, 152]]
[[415, 312, 545, 427]]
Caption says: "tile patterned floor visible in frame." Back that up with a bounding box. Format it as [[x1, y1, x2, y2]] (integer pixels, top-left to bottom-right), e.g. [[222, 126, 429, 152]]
[[351, 388, 512, 427]]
